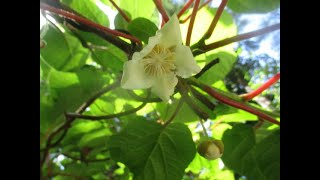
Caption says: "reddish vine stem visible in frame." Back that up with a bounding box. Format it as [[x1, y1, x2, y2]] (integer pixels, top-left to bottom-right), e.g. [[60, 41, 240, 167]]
[[193, 23, 280, 56], [180, 0, 212, 23], [186, 0, 201, 46], [153, 0, 169, 23], [40, 3, 141, 45], [241, 72, 280, 101], [188, 79, 280, 126], [159, 0, 166, 27], [109, 0, 131, 22], [177, 0, 195, 18], [202, 85, 280, 125], [203, 0, 228, 39]]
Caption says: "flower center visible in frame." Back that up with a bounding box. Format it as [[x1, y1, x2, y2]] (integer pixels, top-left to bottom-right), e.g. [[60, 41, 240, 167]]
[[141, 45, 176, 77]]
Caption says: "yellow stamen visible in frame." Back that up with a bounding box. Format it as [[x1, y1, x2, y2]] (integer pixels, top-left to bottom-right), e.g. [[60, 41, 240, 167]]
[[141, 45, 176, 77]]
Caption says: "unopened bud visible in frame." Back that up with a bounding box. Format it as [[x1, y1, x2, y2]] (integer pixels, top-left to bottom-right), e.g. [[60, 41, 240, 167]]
[[197, 139, 224, 160]]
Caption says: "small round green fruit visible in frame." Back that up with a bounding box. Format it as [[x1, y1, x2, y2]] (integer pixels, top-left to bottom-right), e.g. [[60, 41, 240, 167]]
[[197, 139, 224, 160]]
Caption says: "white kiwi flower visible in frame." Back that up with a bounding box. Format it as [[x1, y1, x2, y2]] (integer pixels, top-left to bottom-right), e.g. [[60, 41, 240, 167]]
[[121, 15, 201, 101]]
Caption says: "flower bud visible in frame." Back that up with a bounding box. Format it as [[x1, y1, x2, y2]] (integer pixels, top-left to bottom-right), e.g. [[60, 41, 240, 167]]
[[197, 139, 224, 160]]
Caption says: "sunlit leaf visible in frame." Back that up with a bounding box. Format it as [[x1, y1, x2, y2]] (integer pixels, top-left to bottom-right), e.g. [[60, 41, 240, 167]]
[[78, 128, 112, 148], [180, 8, 238, 85], [61, 0, 110, 27], [214, 104, 258, 123], [119, 0, 156, 20], [40, 66, 110, 133], [75, 31, 128, 73], [186, 153, 235, 180], [40, 25, 89, 72]]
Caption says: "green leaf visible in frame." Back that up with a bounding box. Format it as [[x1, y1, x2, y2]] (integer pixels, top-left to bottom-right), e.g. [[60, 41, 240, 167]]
[[40, 66, 110, 133], [119, 0, 156, 20], [180, 7, 237, 49], [180, 8, 238, 85], [62, 161, 107, 176], [187, 152, 218, 174], [199, 52, 237, 85], [214, 104, 258, 123], [156, 100, 199, 123], [40, 25, 89, 72], [227, 0, 280, 13], [61, 0, 109, 27], [114, 10, 132, 30], [91, 45, 127, 72], [108, 119, 196, 180], [88, 98, 116, 115], [186, 153, 234, 180], [78, 128, 112, 148], [211, 123, 232, 140], [76, 31, 128, 73], [156, 96, 216, 123], [222, 124, 280, 180], [128, 18, 158, 44], [255, 121, 280, 143], [61, 120, 103, 146]]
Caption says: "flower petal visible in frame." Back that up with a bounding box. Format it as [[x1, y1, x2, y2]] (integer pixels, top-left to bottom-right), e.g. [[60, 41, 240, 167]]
[[131, 34, 162, 62], [121, 60, 153, 89], [175, 45, 201, 78], [151, 72, 178, 101], [158, 14, 182, 48]]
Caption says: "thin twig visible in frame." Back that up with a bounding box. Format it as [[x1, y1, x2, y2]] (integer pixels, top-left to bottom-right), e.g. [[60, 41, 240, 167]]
[[153, 0, 169, 23], [127, 90, 162, 102], [178, 80, 209, 120], [253, 118, 264, 130], [203, 0, 228, 40], [177, 0, 195, 18], [40, 2, 142, 45], [76, 81, 121, 114], [65, 101, 148, 120], [190, 86, 216, 110], [240, 72, 280, 101], [49, 81, 120, 148], [40, 82, 120, 168], [163, 99, 184, 127], [186, 0, 200, 46], [187, 78, 280, 125], [180, 0, 212, 23], [109, 0, 131, 22], [194, 58, 219, 78], [199, 118, 209, 137], [211, 119, 223, 130], [193, 23, 280, 56]]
